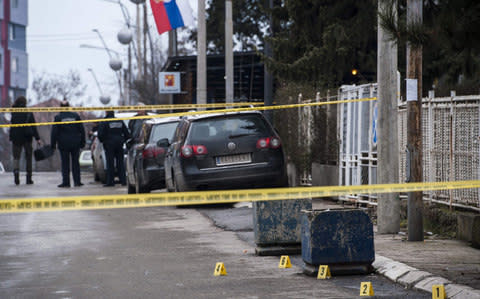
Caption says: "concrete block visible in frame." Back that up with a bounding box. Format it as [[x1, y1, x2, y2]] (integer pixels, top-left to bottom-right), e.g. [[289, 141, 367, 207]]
[[414, 276, 451, 293], [253, 199, 312, 246], [397, 270, 432, 288], [301, 209, 374, 266]]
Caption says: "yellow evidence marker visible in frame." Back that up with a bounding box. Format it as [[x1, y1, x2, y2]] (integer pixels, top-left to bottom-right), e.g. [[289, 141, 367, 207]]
[[317, 265, 331, 279], [432, 284, 446, 299], [278, 255, 292, 268], [213, 262, 227, 276], [360, 282, 374, 296]]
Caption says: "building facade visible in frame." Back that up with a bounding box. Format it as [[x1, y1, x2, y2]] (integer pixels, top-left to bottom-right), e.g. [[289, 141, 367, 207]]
[[0, 0, 28, 107]]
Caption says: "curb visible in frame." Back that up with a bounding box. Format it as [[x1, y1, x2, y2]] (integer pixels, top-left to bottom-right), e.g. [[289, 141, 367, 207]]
[[373, 254, 480, 299]]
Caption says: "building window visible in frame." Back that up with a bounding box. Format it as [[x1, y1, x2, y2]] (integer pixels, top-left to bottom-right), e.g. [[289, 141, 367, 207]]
[[0, 54, 2, 69], [8, 89, 14, 103], [9, 25, 15, 40], [12, 0, 19, 9], [11, 57, 18, 73]]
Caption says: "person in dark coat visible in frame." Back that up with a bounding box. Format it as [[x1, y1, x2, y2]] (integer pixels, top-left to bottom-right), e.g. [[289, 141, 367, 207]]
[[9, 96, 41, 185], [98, 110, 130, 187], [51, 100, 86, 188]]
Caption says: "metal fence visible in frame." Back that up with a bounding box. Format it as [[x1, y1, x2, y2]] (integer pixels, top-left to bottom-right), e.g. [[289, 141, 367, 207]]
[[337, 84, 480, 211], [399, 94, 480, 211], [337, 84, 378, 204]]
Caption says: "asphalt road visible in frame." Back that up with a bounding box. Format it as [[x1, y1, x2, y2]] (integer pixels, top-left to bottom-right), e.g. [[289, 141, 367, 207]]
[[0, 171, 429, 298]]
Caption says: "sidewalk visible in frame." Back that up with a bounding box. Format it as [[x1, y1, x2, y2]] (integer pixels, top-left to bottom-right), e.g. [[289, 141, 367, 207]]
[[201, 199, 480, 299]]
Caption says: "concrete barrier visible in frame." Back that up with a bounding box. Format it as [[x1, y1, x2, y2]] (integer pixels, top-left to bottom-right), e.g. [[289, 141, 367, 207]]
[[253, 199, 312, 256], [301, 209, 375, 275]]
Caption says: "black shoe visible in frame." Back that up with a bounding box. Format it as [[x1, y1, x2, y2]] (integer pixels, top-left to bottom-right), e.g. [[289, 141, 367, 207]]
[[58, 184, 70, 188], [74, 183, 84, 187], [103, 184, 114, 187], [14, 170, 19, 185], [26, 180, 34, 185], [121, 183, 127, 186]]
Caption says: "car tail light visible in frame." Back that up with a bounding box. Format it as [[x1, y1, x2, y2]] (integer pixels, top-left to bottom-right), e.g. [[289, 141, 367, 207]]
[[142, 145, 165, 159], [270, 137, 281, 148], [193, 145, 208, 155], [257, 137, 281, 149], [181, 145, 208, 158], [257, 138, 270, 149]]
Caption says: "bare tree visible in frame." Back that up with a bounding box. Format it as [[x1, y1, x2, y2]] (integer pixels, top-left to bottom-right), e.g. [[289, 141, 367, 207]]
[[31, 70, 87, 103]]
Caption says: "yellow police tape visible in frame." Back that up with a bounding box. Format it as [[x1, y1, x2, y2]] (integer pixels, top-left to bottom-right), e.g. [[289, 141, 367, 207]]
[[0, 102, 263, 113], [1, 180, 478, 213], [0, 97, 376, 128]]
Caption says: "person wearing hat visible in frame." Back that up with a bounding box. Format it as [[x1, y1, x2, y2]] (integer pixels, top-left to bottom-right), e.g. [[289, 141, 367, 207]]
[[9, 96, 42, 185], [50, 100, 86, 187], [98, 110, 130, 187]]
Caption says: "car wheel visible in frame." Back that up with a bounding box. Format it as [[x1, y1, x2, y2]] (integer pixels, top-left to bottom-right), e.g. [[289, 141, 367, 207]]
[[165, 168, 174, 192], [173, 171, 190, 192], [134, 167, 150, 194]]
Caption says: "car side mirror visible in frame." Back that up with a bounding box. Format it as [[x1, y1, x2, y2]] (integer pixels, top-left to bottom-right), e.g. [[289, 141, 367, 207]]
[[157, 138, 170, 148]]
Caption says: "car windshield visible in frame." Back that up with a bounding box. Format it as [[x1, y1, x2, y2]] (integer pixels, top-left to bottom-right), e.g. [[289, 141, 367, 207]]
[[189, 114, 271, 143], [149, 121, 179, 143]]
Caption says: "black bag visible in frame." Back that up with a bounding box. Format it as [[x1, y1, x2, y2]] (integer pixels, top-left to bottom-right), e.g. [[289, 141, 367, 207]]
[[34, 145, 54, 161]]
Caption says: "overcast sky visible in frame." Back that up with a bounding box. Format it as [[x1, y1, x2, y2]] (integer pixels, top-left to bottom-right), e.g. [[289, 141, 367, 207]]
[[27, 0, 197, 106]]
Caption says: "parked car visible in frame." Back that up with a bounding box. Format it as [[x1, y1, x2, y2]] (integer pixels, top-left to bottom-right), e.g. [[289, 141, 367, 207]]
[[126, 116, 180, 193], [161, 111, 288, 192]]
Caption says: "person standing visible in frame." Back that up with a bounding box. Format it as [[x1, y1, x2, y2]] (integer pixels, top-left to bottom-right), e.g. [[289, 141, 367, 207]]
[[51, 100, 85, 188], [98, 111, 130, 187], [9, 96, 41, 185]]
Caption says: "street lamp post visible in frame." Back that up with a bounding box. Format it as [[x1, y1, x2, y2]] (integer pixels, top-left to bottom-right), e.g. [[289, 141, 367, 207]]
[[91, 29, 124, 104], [88, 68, 111, 105]]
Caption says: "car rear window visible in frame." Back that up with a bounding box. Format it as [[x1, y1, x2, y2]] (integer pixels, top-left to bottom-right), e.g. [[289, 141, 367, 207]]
[[189, 114, 272, 143], [149, 122, 179, 143]]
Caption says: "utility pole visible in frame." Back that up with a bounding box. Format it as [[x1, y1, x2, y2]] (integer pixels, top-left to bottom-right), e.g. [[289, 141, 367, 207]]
[[225, 0, 234, 103], [197, 0, 207, 106], [143, 3, 148, 80], [136, 4, 143, 79], [406, 0, 424, 241], [377, 0, 400, 233], [168, 31, 177, 57], [263, 0, 274, 122]]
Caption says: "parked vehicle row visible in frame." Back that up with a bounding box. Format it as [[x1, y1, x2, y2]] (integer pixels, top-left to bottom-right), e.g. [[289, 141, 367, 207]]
[[124, 110, 288, 194], [90, 110, 288, 194], [126, 117, 180, 193]]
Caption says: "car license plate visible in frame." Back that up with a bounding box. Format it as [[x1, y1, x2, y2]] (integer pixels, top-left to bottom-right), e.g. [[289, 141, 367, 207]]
[[216, 153, 252, 166]]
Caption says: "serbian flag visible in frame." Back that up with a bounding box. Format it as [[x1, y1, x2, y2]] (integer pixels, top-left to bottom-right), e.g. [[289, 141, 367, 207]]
[[150, 0, 194, 35]]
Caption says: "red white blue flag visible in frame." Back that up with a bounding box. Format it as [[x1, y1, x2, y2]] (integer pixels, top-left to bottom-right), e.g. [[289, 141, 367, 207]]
[[150, 0, 194, 35]]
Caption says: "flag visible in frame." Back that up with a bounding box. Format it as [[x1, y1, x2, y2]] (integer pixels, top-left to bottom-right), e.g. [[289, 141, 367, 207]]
[[150, 0, 194, 35]]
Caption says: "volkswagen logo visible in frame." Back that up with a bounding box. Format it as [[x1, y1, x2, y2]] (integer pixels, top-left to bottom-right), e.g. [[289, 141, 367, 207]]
[[227, 142, 236, 151]]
